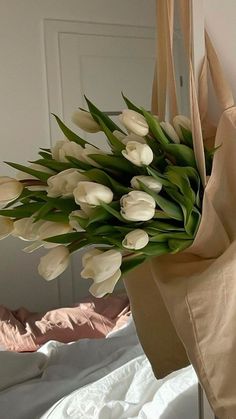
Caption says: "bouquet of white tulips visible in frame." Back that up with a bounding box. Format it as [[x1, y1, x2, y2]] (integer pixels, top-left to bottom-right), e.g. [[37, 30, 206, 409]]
[[0, 95, 214, 297]]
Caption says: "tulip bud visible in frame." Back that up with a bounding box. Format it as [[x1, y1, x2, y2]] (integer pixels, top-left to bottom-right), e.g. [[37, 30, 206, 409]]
[[73, 181, 113, 206], [47, 169, 87, 198], [120, 190, 156, 222], [131, 175, 162, 193], [122, 229, 149, 250], [119, 110, 149, 136], [0, 177, 24, 207], [52, 139, 84, 162], [69, 210, 87, 232], [160, 121, 180, 144], [37, 221, 72, 248], [122, 141, 153, 166], [173, 115, 191, 140], [12, 218, 44, 241], [79, 202, 94, 216], [72, 110, 101, 133], [0, 216, 14, 240], [81, 248, 122, 298], [38, 245, 70, 281]]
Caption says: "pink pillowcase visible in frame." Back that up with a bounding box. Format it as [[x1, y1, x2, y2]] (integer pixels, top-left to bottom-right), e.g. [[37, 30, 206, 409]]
[[0, 294, 130, 352]]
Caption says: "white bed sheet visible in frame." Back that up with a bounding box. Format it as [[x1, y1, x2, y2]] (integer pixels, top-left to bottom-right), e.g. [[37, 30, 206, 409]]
[[41, 355, 198, 419], [0, 317, 141, 419], [0, 317, 198, 419]]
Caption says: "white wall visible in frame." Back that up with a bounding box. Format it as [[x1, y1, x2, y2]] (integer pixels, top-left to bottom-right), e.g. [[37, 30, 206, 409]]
[[204, 0, 236, 99], [0, 0, 156, 311]]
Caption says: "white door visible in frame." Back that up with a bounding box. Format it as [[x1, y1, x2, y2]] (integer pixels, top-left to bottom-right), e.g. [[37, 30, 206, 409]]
[[0, 0, 156, 311]]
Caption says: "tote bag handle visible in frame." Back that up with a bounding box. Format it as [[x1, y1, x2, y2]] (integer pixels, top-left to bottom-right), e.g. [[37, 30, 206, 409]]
[[152, 0, 179, 120], [152, 0, 235, 187]]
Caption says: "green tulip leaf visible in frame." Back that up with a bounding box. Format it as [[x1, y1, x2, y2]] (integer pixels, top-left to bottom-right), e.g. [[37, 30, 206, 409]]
[[0, 202, 43, 218], [146, 220, 185, 232], [153, 210, 173, 219], [48, 198, 78, 213], [40, 212, 69, 223], [121, 93, 143, 114], [146, 167, 172, 187], [33, 201, 55, 221], [100, 201, 125, 222], [141, 109, 170, 145], [84, 96, 125, 134], [95, 116, 125, 152], [64, 156, 93, 171], [141, 242, 170, 256], [87, 206, 113, 226], [84, 169, 130, 195], [44, 232, 85, 244], [31, 159, 72, 173], [89, 224, 117, 235], [88, 154, 137, 175], [165, 187, 193, 233], [165, 166, 195, 204], [5, 162, 50, 182], [168, 238, 193, 253], [180, 126, 193, 146], [163, 143, 196, 168], [138, 181, 183, 221], [52, 114, 88, 147], [150, 231, 191, 242], [38, 151, 53, 160]]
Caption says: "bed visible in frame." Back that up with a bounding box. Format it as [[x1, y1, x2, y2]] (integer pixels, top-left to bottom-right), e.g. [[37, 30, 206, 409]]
[[0, 314, 198, 419]]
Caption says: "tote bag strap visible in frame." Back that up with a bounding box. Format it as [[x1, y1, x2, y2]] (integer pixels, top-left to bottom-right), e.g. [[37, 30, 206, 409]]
[[152, 0, 207, 185], [152, 0, 179, 120], [178, 0, 207, 186], [198, 31, 235, 138]]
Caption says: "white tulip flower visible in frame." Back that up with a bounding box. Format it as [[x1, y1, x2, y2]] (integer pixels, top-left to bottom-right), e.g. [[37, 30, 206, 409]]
[[120, 190, 156, 221], [160, 121, 180, 144], [15, 220, 72, 252], [73, 181, 113, 206], [119, 109, 149, 136], [173, 115, 191, 140], [122, 141, 153, 167], [72, 110, 101, 133], [12, 218, 44, 241], [89, 269, 121, 298], [52, 139, 84, 162], [131, 175, 162, 193], [37, 221, 72, 248], [38, 245, 70, 281], [0, 216, 14, 240], [69, 210, 87, 232], [47, 169, 87, 198], [122, 229, 149, 250], [81, 248, 122, 297], [79, 202, 95, 216], [0, 177, 24, 207]]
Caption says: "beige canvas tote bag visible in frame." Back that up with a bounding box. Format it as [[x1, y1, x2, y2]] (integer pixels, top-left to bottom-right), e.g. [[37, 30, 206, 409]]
[[124, 1, 236, 418]]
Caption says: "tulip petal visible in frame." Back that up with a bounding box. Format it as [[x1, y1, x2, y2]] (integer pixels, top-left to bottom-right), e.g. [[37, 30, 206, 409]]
[[89, 269, 121, 298]]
